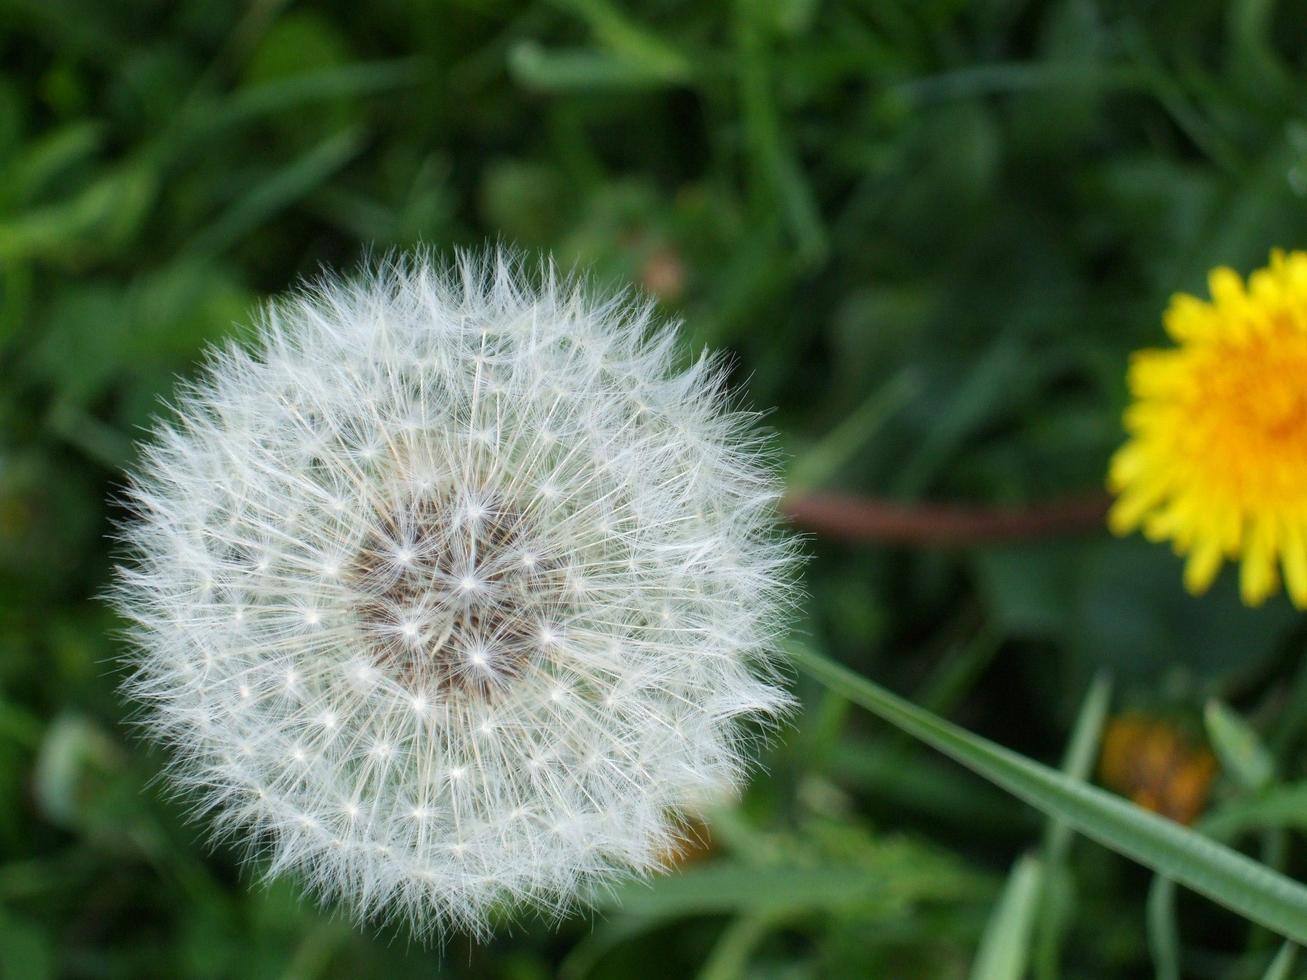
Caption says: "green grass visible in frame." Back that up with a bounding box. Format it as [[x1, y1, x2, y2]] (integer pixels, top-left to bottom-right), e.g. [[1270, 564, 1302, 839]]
[[2, 1, 1307, 976]]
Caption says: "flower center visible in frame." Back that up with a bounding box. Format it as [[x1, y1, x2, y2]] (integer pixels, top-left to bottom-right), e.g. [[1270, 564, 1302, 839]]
[[348, 492, 566, 698], [1183, 326, 1307, 506]]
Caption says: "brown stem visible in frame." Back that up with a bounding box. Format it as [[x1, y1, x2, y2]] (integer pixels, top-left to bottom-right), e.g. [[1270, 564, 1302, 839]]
[[782, 491, 1111, 547]]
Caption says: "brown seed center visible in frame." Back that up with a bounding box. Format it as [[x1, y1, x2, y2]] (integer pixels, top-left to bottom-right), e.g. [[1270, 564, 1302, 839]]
[[348, 492, 565, 698]]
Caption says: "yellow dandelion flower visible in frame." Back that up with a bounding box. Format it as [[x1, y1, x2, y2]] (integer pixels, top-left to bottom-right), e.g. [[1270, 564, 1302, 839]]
[[1108, 249, 1307, 609]]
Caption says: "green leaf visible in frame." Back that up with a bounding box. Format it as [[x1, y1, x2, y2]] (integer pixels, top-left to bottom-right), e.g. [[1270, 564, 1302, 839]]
[[1034, 672, 1113, 980], [696, 914, 780, 980], [151, 59, 424, 165], [2, 120, 103, 206], [1206, 699, 1276, 792], [32, 714, 126, 831], [1147, 876, 1182, 980], [545, 0, 693, 84], [0, 165, 156, 261], [213, 59, 419, 129], [599, 865, 914, 917], [185, 127, 365, 257], [734, 0, 826, 266], [1262, 941, 1298, 980], [558, 915, 663, 980], [1044, 671, 1113, 862], [969, 853, 1042, 980], [791, 644, 1307, 943], [277, 918, 352, 980], [1202, 784, 1307, 840], [509, 43, 686, 92], [31, 714, 158, 857]]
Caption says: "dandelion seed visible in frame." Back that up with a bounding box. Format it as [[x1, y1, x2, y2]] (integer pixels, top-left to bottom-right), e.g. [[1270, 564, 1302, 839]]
[[112, 249, 797, 939], [1109, 249, 1307, 607]]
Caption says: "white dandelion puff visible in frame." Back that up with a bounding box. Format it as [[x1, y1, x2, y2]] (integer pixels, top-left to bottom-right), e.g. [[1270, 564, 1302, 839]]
[[111, 249, 798, 938]]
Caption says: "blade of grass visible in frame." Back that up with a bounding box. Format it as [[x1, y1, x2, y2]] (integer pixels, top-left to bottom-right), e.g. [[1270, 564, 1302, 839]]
[[0, 166, 156, 261], [1044, 672, 1113, 861], [791, 643, 1307, 943], [509, 42, 682, 91], [196, 59, 426, 134], [545, 0, 692, 83], [558, 915, 665, 980], [892, 337, 1023, 500], [1206, 699, 1275, 793], [5, 121, 104, 205], [145, 60, 423, 169], [969, 853, 1042, 980], [1034, 672, 1113, 980], [786, 367, 919, 492], [1202, 783, 1307, 840], [697, 913, 781, 980], [1120, 23, 1242, 175], [896, 62, 1138, 104], [831, 625, 1017, 834], [1204, 701, 1281, 953], [1268, 655, 1307, 762], [918, 625, 1005, 716], [828, 737, 1030, 835], [832, 625, 1010, 826], [1261, 942, 1297, 980], [1148, 876, 1182, 980], [968, 674, 1112, 980], [1153, 765, 1303, 980], [185, 127, 364, 258], [595, 865, 900, 917], [0, 850, 94, 900], [734, 0, 826, 267], [46, 401, 133, 469], [278, 918, 351, 980]]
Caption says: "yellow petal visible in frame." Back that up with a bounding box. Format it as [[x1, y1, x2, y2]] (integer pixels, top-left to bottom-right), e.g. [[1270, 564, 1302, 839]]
[[1239, 520, 1279, 607], [1283, 523, 1307, 610], [1208, 266, 1245, 307], [1108, 493, 1151, 535], [1183, 537, 1225, 596]]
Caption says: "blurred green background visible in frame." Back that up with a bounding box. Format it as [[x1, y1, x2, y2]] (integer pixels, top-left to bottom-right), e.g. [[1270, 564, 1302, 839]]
[[3, 1, 1307, 977]]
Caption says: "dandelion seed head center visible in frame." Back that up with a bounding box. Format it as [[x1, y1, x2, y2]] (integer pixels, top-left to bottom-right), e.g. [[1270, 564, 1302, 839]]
[[349, 492, 566, 698]]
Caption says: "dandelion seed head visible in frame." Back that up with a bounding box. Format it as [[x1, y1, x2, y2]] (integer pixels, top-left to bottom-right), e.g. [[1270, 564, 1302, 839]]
[[112, 249, 798, 938]]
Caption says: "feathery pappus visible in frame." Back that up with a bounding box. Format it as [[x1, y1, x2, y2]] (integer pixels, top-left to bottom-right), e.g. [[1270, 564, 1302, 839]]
[[111, 250, 798, 937]]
